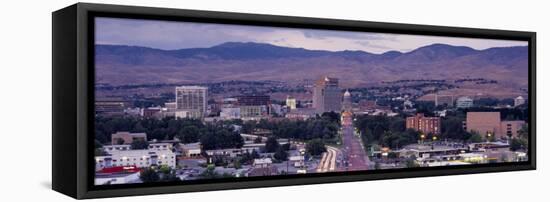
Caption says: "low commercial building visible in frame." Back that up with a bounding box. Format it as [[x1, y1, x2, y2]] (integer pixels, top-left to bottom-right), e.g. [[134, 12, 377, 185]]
[[469, 142, 510, 152], [205, 147, 259, 158], [142, 107, 163, 118], [179, 142, 202, 158]]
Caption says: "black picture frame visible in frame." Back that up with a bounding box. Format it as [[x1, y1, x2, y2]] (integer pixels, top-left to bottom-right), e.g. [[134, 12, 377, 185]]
[[52, 2, 536, 199]]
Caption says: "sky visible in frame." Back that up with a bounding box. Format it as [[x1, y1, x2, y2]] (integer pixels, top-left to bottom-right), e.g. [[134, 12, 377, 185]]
[[95, 17, 527, 54]]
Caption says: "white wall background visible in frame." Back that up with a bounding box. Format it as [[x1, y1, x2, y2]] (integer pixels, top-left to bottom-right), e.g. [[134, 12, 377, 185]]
[[0, 0, 547, 201]]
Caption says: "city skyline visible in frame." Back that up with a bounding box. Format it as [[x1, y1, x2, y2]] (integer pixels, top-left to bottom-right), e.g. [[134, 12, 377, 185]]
[[93, 16, 530, 186]]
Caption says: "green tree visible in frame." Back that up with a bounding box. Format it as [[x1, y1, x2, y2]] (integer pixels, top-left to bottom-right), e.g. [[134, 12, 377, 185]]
[[510, 138, 527, 151], [274, 147, 288, 161], [200, 165, 220, 179], [265, 136, 280, 153], [140, 168, 160, 183], [254, 136, 263, 143], [130, 139, 149, 150], [468, 132, 483, 143], [405, 158, 420, 168], [517, 124, 528, 139], [306, 139, 326, 156], [177, 125, 200, 143]]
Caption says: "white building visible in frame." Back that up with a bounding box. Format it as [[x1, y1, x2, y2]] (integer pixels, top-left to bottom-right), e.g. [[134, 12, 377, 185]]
[[456, 96, 474, 108], [403, 100, 414, 109], [286, 96, 297, 110], [514, 96, 526, 107], [253, 158, 273, 168], [205, 147, 259, 158], [95, 149, 176, 170], [220, 107, 241, 119]]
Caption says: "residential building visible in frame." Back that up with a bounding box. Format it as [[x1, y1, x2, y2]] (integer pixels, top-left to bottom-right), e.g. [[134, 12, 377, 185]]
[[175, 86, 208, 118], [406, 113, 441, 135], [313, 76, 342, 114]]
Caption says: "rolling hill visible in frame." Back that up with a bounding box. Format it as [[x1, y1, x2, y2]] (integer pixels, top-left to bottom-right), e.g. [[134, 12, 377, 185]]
[[95, 42, 528, 89]]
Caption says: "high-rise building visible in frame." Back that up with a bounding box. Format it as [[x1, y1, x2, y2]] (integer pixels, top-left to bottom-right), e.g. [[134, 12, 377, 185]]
[[313, 76, 342, 113], [406, 113, 441, 135], [175, 86, 208, 118], [286, 96, 297, 110]]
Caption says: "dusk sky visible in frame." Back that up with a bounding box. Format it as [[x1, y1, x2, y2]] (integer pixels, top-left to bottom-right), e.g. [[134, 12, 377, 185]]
[[95, 17, 527, 54]]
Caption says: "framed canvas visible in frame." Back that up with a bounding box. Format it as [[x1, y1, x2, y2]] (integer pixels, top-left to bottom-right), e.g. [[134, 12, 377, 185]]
[[52, 3, 536, 199]]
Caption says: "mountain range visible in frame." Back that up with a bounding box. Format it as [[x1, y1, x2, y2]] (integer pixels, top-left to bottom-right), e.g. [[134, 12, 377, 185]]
[[95, 42, 528, 88]]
